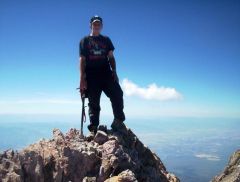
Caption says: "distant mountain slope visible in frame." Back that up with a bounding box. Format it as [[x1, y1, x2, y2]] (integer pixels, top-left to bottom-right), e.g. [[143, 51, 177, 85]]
[[211, 149, 240, 182]]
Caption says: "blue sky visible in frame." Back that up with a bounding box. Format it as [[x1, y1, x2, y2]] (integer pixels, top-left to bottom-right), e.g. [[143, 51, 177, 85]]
[[0, 0, 239, 118]]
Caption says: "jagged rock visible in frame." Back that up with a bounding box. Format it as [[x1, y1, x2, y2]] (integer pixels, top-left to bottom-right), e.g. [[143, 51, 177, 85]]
[[94, 131, 108, 145], [0, 122, 180, 182], [104, 169, 137, 182], [53, 128, 65, 145], [83, 176, 97, 182], [211, 149, 240, 182]]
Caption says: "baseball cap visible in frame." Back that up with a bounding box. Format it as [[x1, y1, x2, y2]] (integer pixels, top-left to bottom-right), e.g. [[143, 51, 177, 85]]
[[90, 15, 103, 24]]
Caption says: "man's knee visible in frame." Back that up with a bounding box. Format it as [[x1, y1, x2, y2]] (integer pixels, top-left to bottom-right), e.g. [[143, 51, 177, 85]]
[[116, 82, 123, 96], [111, 82, 124, 99]]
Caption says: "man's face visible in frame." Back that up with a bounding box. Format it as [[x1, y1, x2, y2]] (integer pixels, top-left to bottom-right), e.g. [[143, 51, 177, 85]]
[[90, 21, 102, 34]]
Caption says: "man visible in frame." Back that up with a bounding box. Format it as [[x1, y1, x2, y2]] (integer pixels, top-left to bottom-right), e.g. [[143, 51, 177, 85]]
[[79, 15, 126, 137]]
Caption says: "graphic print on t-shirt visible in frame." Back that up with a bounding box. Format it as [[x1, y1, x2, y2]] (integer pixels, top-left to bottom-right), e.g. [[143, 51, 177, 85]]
[[87, 37, 107, 61]]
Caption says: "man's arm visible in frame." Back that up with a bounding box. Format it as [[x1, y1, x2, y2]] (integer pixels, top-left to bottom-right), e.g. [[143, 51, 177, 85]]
[[80, 55, 86, 80], [79, 55, 87, 92], [108, 50, 119, 82], [79, 37, 88, 93]]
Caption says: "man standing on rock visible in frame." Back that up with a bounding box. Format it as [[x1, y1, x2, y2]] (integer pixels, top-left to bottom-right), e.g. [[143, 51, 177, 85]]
[[79, 15, 126, 137]]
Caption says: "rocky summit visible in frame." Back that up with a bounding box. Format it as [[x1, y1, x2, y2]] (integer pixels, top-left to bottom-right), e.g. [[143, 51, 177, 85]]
[[0, 123, 180, 182], [211, 149, 240, 182]]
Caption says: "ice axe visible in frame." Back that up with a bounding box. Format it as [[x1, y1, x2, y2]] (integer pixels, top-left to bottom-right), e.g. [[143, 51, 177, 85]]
[[76, 87, 87, 139]]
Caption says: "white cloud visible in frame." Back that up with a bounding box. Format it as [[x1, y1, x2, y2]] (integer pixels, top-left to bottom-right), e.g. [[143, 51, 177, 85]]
[[121, 78, 182, 101], [194, 153, 220, 161]]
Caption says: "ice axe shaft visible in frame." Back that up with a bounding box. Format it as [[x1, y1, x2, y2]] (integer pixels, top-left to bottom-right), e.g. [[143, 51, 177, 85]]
[[76, 87, 87, 138]]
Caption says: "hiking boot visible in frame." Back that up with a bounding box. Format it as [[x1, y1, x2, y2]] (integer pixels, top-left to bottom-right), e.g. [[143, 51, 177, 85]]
[[85, 124, 98, 141], [87, 124, 98, 133], [111, 118, 126, 132]]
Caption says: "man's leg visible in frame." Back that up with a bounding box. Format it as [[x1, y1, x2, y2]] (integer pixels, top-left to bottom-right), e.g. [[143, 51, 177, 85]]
[[102, 76, 126, 123], [86, 78, 102, 132]]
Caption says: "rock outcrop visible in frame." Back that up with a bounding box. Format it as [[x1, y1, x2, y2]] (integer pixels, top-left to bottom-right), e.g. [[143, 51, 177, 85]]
[[0, 123, 180, 182], [211, 149, 240, 182]]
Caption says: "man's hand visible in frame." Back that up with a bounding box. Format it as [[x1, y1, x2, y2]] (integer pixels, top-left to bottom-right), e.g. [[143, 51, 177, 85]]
[[80, 78, 87, 96], [112, 70, 119, 83]]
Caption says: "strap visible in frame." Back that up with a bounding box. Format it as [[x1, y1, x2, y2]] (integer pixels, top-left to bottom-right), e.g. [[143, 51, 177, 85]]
[[83, 105, 87, 123]]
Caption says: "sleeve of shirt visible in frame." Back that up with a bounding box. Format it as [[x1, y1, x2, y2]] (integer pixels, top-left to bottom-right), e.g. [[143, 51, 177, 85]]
[[106, 36, 115, 52], [79, 37, 87, 57]]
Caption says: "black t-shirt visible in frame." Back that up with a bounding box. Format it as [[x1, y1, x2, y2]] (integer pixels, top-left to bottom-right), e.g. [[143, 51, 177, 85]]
[[79, 34, 115, 78]]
